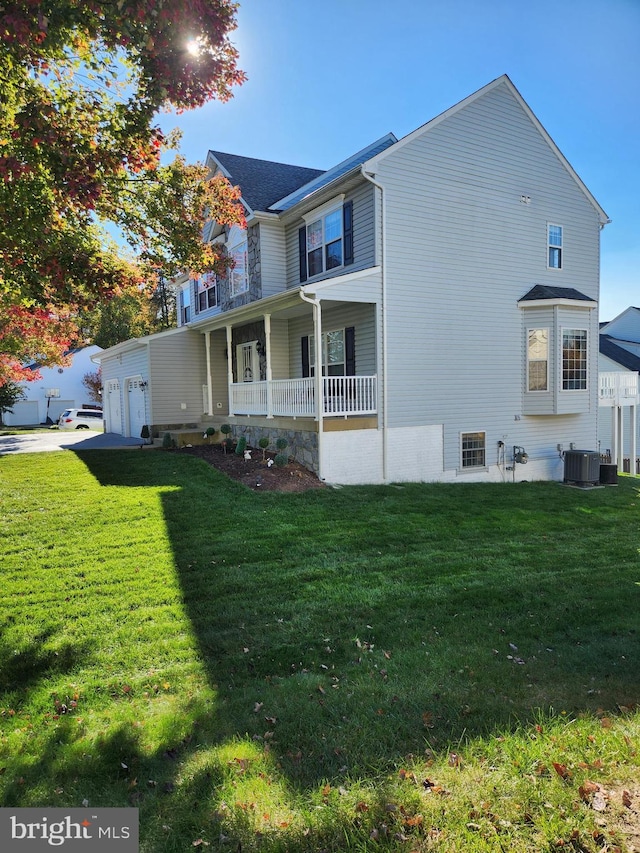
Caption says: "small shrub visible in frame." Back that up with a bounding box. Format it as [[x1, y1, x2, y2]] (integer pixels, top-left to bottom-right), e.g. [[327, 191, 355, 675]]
[[162, 432, 173, 449], [235, 435, 247, 456], [220, 424, 232, 453], [275, 437, 288, 451], [274, 453, 288, 467], [258, 436, 270, 460], [205, 426, 217, 437]]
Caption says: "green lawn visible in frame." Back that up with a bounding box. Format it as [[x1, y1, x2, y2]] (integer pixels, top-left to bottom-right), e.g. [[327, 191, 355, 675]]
[[0, 450, 638, 851]]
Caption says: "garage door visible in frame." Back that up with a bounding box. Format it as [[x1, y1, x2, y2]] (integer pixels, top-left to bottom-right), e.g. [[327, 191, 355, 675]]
[[4, 400, 39, 425], [106, 380, 121, 434], [127, 379, 146, 438]]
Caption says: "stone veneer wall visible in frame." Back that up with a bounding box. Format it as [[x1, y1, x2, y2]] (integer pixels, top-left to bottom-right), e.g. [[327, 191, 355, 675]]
[[232, 423, 319, 475]]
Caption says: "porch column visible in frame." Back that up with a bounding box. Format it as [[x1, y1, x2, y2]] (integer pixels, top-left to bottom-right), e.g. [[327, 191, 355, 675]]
[[314, 300, 323, 422], [630, 404, 637, 475], [264, 313, 273, 419], [205, 331, 213, 416], [617, 406, 624, 473], [226, 324, 235, 417]]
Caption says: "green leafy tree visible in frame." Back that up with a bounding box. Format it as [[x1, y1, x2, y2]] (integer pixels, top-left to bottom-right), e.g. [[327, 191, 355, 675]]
[[0, 381, 25, 425], [0, 0, 246, 384]]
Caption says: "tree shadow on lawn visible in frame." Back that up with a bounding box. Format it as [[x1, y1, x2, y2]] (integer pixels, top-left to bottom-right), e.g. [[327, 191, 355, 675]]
[[5, 449, 638, 849], [76, 452, 638, 770]]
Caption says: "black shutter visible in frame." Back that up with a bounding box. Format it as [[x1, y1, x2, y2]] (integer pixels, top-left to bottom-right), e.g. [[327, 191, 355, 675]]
[[301, 336, 310, 378], [193, 278, 199, 314], [298, 226, 307, 282], [345, 326, 355, 375], [343, 200, 354, 266]]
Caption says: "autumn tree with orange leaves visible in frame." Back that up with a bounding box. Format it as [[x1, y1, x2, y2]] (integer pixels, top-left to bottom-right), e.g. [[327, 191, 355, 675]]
[[0, 0, 246, 384]]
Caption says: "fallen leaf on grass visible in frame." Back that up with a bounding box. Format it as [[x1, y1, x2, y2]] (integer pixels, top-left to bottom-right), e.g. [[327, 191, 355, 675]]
[[622, 790, 633, 808], [552, 762, 571, 780]]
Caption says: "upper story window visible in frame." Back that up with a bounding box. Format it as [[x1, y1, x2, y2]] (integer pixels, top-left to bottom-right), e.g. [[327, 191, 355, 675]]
[[230, 240, 248, 297], [307, 208, 343, 276], [562, 328, 588, 390], [547, 224, 563, 269], [197, 273, 218, 311], [527, 328, 548, 391], [299, 196, 354, 282], [179, 287, 191, 325]]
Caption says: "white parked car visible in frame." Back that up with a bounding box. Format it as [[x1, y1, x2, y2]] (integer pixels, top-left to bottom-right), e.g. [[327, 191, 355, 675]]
[[58, 408, 104, 430]]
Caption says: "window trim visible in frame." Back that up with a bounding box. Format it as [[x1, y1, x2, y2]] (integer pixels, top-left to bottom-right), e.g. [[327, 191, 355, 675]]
[[526, 327, 549, 392], [197, 273, 218, 311], [561, 326, 588, 392], [302, 194, 345, 279], [547, 223, 563, 270], [229, 239, 248, 297], [309, 328, 346, 377], [179, 287, 191, 325], [460, 430, 487, 470]]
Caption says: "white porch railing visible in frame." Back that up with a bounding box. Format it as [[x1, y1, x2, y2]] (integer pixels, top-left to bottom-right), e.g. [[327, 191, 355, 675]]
[[598, 371, 640, 407], [230, 375, 377, 418]]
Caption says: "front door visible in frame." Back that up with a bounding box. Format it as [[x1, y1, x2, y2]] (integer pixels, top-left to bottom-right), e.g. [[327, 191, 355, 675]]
[[236, 341, 258, 383]]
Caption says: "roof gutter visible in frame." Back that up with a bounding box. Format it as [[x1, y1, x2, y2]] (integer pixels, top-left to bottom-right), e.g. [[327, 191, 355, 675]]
[[360, 165, 389, 483]]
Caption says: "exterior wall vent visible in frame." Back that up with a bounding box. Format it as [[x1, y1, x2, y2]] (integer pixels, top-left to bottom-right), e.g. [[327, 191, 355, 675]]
[[563, 450, 600, 486]]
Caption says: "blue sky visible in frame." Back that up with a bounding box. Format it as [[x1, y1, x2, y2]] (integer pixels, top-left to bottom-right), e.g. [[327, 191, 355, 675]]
[[158, 0, 639, 321]]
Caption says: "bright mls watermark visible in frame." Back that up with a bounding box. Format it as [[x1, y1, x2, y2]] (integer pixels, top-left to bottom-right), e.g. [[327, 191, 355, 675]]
[[0, 808, 138, 851]]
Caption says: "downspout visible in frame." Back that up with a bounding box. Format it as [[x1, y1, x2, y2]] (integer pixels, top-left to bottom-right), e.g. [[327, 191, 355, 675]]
[[205, 331, 213, 416], [299, 290, 324, 481], [360, 166, 389, 482]]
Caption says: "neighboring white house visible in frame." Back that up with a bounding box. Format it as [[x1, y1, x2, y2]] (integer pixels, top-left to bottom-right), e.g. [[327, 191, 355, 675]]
[[598, 307, 640, 468], [3, 345, 102, 426], [95, 75, 610, 485]]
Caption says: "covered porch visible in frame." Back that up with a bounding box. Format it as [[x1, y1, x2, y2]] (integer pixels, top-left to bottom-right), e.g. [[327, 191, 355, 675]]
[[195, 273, 382, 426]]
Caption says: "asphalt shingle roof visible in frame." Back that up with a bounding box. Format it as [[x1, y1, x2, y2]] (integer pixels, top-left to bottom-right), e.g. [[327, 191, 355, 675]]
[[600, 335, 640, 372], [519, 284, 596, 303], [209, 151, 323, 213]]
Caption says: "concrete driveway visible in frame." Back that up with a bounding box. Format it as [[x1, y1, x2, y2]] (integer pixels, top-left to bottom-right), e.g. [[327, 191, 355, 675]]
[[0, 430, 146, 455]]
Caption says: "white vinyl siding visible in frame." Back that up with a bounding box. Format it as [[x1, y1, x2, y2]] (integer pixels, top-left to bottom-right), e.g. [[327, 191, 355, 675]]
[[372, 80, 600, 472], [148, 329, 207, 422], [288, 303, 377, 379], [284, 182, 377, 289], [259, 221, 287, 298]]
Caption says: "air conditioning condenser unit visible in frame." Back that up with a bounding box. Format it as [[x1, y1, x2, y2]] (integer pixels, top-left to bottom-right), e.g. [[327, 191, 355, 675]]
[[563, 450, 600, 486]]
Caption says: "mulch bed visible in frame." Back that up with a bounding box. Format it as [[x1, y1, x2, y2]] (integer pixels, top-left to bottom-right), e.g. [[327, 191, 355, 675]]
[[177, 443, 326, 492]]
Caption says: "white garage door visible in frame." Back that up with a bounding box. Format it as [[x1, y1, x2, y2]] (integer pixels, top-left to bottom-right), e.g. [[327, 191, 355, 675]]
[[106, 380, 121, 434], [4, 400, 39, 425], [127, 379, 146, 438]]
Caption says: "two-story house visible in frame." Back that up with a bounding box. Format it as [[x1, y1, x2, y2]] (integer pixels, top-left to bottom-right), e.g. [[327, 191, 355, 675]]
[[95, 75, 609, 485]]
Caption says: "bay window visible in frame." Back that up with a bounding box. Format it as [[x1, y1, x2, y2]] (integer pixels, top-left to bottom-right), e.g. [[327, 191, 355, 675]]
[[562, 328, 587, 390]]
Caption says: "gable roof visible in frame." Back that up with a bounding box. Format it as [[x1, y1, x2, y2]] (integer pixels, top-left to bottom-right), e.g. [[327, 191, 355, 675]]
[[363, 74, 610, 227], [519, 284, 596, 304], [207, 151, 323, 214], [600, 335, 640, 372]]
